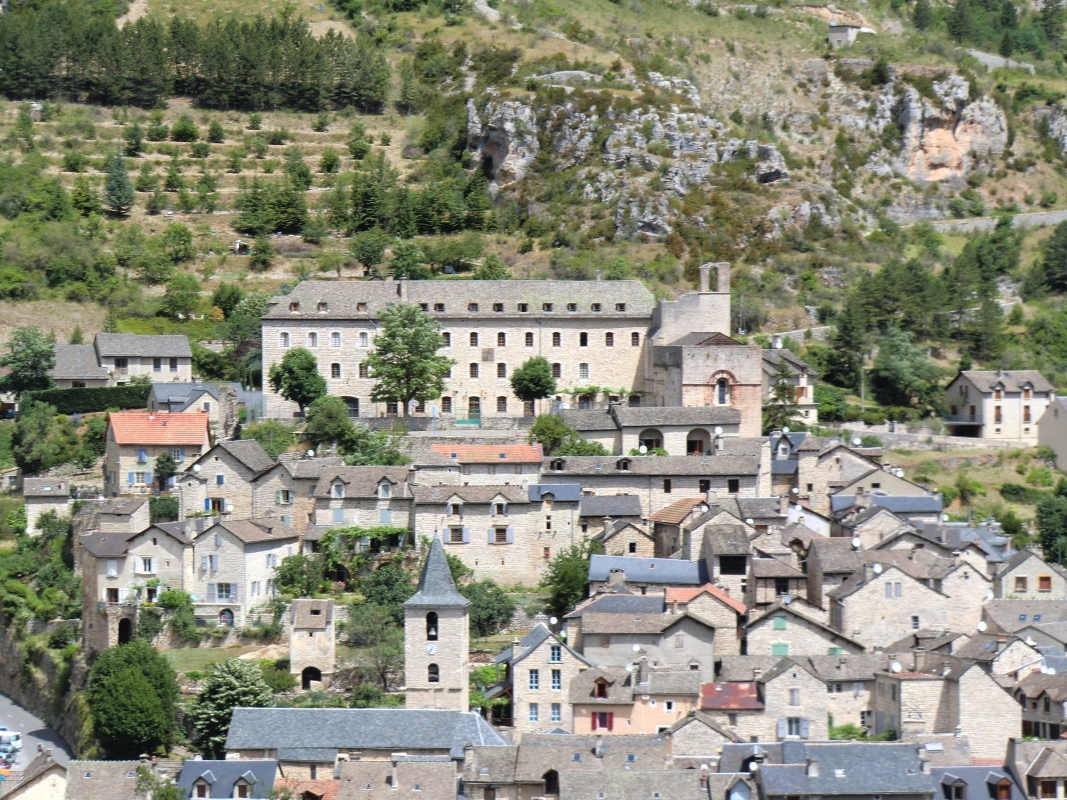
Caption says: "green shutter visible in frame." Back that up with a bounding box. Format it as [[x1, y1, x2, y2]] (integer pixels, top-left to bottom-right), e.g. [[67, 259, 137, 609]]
[[773, 615, 787, 630], [828, 647, 842, 655], [771, 643, 789, 656]]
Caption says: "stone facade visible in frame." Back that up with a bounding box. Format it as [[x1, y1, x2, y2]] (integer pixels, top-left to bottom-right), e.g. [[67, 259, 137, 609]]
[[103, 412, 211, 497], [577, 613, 718, 682], [670, 713, 739, 760], [509, 628, 589, 735], [178, 444, 267, 519], [745, 605, 865, 658], [798, 446, 884, 515], [22, 478, 71, 535], [944, 369, 1053, 443], [598, 520, 656, 557], [830, 565, 950, 649], [289, 598, 336, 690], [997, 550, 1067, 600]]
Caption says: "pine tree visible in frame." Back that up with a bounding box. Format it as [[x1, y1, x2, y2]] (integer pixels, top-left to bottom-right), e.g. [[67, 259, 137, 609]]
[[392, 188, 417, 238], [104, 150, 135, 215], [71, 176, 103, 216], [124, 122, 144, 157], [1043, 0, 1066, 44], [913, 0, 933, 29], [948, 0, 976, 42]]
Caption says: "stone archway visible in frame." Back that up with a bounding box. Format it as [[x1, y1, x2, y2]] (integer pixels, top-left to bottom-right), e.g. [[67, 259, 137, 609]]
[[687, 428, 712, 455], [118, 617, 132, 644], [302, 666, 322, 690]]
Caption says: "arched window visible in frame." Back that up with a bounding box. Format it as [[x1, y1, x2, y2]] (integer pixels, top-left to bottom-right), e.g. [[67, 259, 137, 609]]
[[428, 664, 440, 683], [426, 612, 438, 641], [717, 379, 729, 405]]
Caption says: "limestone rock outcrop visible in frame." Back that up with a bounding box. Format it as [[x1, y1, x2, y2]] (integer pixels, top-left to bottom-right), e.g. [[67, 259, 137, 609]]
[[466, 98, 540, 189]]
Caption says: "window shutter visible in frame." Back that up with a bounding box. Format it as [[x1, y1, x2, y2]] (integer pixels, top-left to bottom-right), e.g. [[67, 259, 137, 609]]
[[800, 718, 810, 739], [591, 713, 598, 731], [506, 527, 515, 544], [504, 505, 509, 516], [201, 555, 207, 571], [128, 472, 135, 485], [150, 558, 158, 573], [233, 583, 239, 602], [275, 491, 280, 504], [205, 498, 211, 512], [208, 583, 216, 603], [380, 509, 391, 524], [776, 718, 786, 738], [145, 472, 152, 485], [210, 554, 218, 570], [488, 527, 495, 544], [179, 448, 185, 462], [490, 504, 496, 517], [462, 527, 470, 543], [607, 712, 614, 731]]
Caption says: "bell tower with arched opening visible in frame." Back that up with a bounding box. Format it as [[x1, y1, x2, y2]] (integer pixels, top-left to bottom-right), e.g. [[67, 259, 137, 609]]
[[403, 536, 470, 710]]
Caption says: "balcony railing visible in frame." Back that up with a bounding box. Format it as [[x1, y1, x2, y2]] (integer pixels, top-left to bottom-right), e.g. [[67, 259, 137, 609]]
[[943, 415, 980, 424]]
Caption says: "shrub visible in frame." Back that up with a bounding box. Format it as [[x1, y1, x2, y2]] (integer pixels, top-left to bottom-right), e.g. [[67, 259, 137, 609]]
[[21, 384, 150, 415], [170, 115, 200, 142]]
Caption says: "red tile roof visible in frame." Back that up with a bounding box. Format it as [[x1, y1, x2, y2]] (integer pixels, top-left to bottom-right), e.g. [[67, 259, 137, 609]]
[[665, 583, 747, 616], [109, 411, 209, 446], [700, 682, 764, 710], [430, 443, 544, 463], [649, 497, 707, 524], [278, 779, 339, 800]]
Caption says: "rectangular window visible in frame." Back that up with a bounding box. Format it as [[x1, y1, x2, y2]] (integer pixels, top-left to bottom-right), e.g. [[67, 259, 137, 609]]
[[107, 559, 118, 577], [774, 615, 787, 630], [911, 615, 920, 630], [450, 527, 464, 544], [331, 363, 341, 378], [551, 703, 561, 722], [895, 582, 902, 597], [550, 644, 562, 663], [787, 717, 802, 737], [529, 670, 539, 690], [135, 471, 146, 485], [308, 332, 318, 348], [441, 397, 452, 414], [552, 669, 561, 690], [493, 303, 504, 313], [470, 363, 479, 378], [497, 363, 507, 379], [333, 508, 344, 523], [579, 332, 588, 347], [529, 703, 539, 722], [331, 332, 341, 347], [216, 582, 232, 600], [605, 333, 614, 347], [497, 332, 506, 347], [728, 478, 740, 493], [579, 363, 589, 379], [495, 527, 508, 543], [280, 332, 290, 348], [699, 479, 711, 493], [675, 634, 684, 648], [663, 479, 672, 493], [216, 474, 225, 486], [360, 332, 369, 347], [153, 358, 162, 372], [137, 448, 148, 463], [1024, 406, 1032, 423], [359, 364, 369, 379], [552, 332, 561, 347], [552, 363, 561, 379], [525, 332, 534, 347], [1041, 782, 1057, 799], [1041, 575, 1053, 592], [771, 642, 789, 656], [790, 689, 800, 706], [995, 406, 1003, 423], [470, 332, 479, 347]]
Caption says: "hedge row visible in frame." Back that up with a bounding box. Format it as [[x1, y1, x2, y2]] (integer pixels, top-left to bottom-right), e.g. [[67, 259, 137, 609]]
[[22, 384, 151, 415]]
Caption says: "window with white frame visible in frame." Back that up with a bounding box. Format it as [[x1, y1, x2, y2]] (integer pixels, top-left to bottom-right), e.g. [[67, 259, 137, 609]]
[[280, 332, 290, 348], [379, 482, 392, 498], [216, 583, 233, 600], [308, 332, 318, 347], [331, 332, 341, 347], [529, 669, 539, 690], [359, 332, 369, 347], [579, 363, 589, 379]]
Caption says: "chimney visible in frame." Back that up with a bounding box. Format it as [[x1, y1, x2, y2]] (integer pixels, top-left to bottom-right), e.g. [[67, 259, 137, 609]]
[[701, 767, 709, 789], [698, 263, 711, 293], [954, 725, 963, 738], [603, 516, 613, 535], [854, 492, 872, 511], [594, 735, 605, 759], [914, 648, 925, 672], [391, 758, 399, 790], [608, 568, 627, 588], [806, 759, 819, 778], [715, 262, 731, 293], [773, 335, 783, 349], [715, 437, 724, 452], [779, 495, 789, 515], [753, 667, 763, 679], [638, 656, 649, 684]]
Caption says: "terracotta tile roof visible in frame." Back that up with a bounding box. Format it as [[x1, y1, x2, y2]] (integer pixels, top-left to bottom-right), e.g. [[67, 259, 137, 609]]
[[700, 681, 764, 710], [429, 443, 543, 463], [649, 497, 708, 524], [108, 411, 209, 446], [279, 779, 339, 800], [665, 583, 746, 615]]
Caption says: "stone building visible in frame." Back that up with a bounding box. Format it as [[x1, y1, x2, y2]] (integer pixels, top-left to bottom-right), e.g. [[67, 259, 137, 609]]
[[104, 411, 211, 497], [427, 443, 543, 486], [290, 598, 336, 691], [403, 536, 470, 711], [1015, 672, 1067, 739], [491, 622, 590, 734], [1039, 396, 1067, 471], [577, 494, 643, 537], [412, 484, 580, 586], [147, 381, 242, 441], [944, 369, 1053, 443], [313, 465, 416, 533], [805, 653, 890, 730], [594, 518, 655, 557], [49, 343, 110, 388], [762, 348, 819, 424], [178, 439, 278, 519], [253, 456, 346, 535], [996, 550, 1067, 600], [48, 334, 193, 387], [575, 609, 719, 681], [22, 477, 71, 535], [744, 601, 866, 658], [561, 405, 743, 456], [668, 712, 743, 766], [587, 554, 708, 595], [568, 664, 700, 735]]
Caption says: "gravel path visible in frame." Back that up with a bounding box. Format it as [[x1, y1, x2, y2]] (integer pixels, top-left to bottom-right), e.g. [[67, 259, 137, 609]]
[[930, 209, 1067, 233]]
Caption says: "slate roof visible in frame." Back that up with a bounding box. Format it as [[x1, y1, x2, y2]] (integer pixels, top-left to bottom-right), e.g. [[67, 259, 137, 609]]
[[559, 770, 708, 800], [805, 653, 891, 683], [561, 409, 618, 431], [208, 519, 299, 544], [588, 554, 709, 585], [511, 733, 670, 780], [108, 411, 209, 446], [831, 495, 943, 515], [568, 666, 633, 703], [758, 742, 936, 796], [281, 457, 346, 479], [494, 624, 552, 665], [958, 369, 1055, 393], [148, 381, 229, 405], [291, 598, 333, 629], [929, 767, 1025, 800], [579, 494, 643, 518], [405, 536, 469, 609], [780, 522, 823, 549], [763, 348, 817, 377], [528, 483, 582, 502], [410, 485, 529, 504], [95, 333, 192, 358], [951, 633, 1038, 664], [611, 406, 742, 427], [66, 761, 182, 800], [0, 751, 63, 800], [460, 745, 519, 784], [704, 524, 752, 555], [153, 518, 210, 544], [1027, 621, 1067, 645], [22, 477, 68, 498], [716, 655, 790, 682], [649, 497, 708, 524], [543, 450, 761, 477], [1014, 672, 1067, 702], [212, 440, 276, 474], [264, 280, 655, 320], [314, 466, 413, 499], [73, 496, 148, 517], [984, 600, 1067, 633], [667, 711, 743, 744], [429, 443, 543, 463], [80, 530, 136, 557], [647, 669, 702, 695], [669, 332, 745, 347], [224, 708, 507, 759], [580, 611, 708, 635], [51, 344, 109, 380], [751, 557, 805, 578], [177, 760, 277, 799], [565, 594, 665, 617]]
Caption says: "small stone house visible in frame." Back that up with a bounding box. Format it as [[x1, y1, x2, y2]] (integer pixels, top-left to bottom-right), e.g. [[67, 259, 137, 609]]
[[314, 465, 415, 535], [427, 443, 543, 485], [750, 557, 809, 611], [806, 538, 864, 610], [1015, 672, 1067, 739], [491, 623, 591, 734], [578, 494, 644, 538], [649, 496, 712, 558], [745, 601, 866, 658], [187, 519, 299, 628], [594, 518, 655, 557], [576, 609, 719, 681], [668, 711, 742, 766], [93, 333, 194, 384], [0, 750, 67, 800], [22, 477, 71, 535], [828, 23, 861, 48], [805, 653, 889, 730], [665, 583, 747, 656], [568, 664, 700, 735], [178, 439, 277, 519], [104, 411, 211, 497], [831, 505, 911, 550], [289, 598, 335, 691], [147, 381, 242, 440], [997, 550, 1067, 600]]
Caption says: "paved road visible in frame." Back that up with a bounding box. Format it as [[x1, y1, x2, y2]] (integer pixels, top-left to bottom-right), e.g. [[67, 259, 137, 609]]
[[929, 209, 1067, 233], [0, 692, 72, 771]]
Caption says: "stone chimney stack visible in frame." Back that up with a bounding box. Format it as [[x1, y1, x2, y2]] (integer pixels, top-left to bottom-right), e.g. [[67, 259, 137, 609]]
[[914, 648, 925, 672], [779, 495, 789, 515], [715, 262, 731, 293], [698, 263, 711, 293]]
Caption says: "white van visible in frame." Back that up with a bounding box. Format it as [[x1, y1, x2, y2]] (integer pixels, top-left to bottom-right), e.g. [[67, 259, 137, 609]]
[[0, 731, 23, 750]]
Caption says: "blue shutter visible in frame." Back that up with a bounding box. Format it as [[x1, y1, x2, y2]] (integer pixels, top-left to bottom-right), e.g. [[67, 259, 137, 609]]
[[380, 509, 391, 524], [207, 583, 216, 602], [462, 527, 470, 543], [275, 490, 281, 504], [128, 472, 135, 485], [506, 527, 514, 544], [200, 555, 207, 571], [504, 504, 509, 516], [488, 527, 495, 544], [800, 718, 810, 739], [205, 498, 211, 511], [178, 448, 185, 462], [490, 504, 496, 517], [233, 583, 239, 602], [145, 472, 152, 486]]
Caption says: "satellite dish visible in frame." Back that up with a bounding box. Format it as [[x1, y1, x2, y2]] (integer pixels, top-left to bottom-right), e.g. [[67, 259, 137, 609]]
[[560, 403, 570, 410], [307, 449, 315, 457], [1042, 666, 1050, 674], [891, 661, 902, 673], [746, 518, 755, 525], [782, 426, 790, 434], [549, 616, 558, 625], [851, 537, 862, 549], [942, 514, 950, 522], [714, 426, 723, 436], [783, 595, 792, 605], [639, 445, 648, 454], [852, 438, 862, 446], [633, 644, 641, 652], [625, 664, 634, 672], [872, 563, 883, 574], [192, 464, 201, 473], [977, 620, 988, 632], [791, 487, 799, 494]]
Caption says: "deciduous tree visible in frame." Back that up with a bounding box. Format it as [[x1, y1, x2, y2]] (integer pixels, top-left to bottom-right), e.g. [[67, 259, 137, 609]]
[[0, 326, 55, 395], [365, 304, 454, 416], [188, 658, 273, 758], [268, 348, 327, 415]]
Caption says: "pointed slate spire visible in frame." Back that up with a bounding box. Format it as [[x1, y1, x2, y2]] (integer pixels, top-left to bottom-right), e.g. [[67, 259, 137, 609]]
[[404, 535, 469, 608]]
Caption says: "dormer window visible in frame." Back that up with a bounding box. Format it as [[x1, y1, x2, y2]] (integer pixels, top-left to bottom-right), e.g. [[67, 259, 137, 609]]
[[493, 302, 504, 312], [518, 303, 529, 312], [435, 303, 445, 312], [591, 303, 602, 312], [494, 502, 507, 516], [616, 459, 631, 472], [236, 781, 250, 799], [447, 502, 462, 516], [357, 302, 368, 312], [995, 388, 1002, 400], [595, 679, 609, 698], [379, 482, 392, 499], [551, 459, 565, 471], [317, 301, 328, 312], [331, 483, 344, 499], [289, 302, 300, 312], [195, 782, 209, 799]]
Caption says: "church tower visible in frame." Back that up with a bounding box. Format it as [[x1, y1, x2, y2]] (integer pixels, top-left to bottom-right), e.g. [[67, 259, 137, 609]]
[[403, 536, 470, 710]]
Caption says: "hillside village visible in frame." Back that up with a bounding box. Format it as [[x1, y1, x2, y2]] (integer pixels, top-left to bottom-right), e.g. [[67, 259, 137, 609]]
[[4, 270, 1067, 800]]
